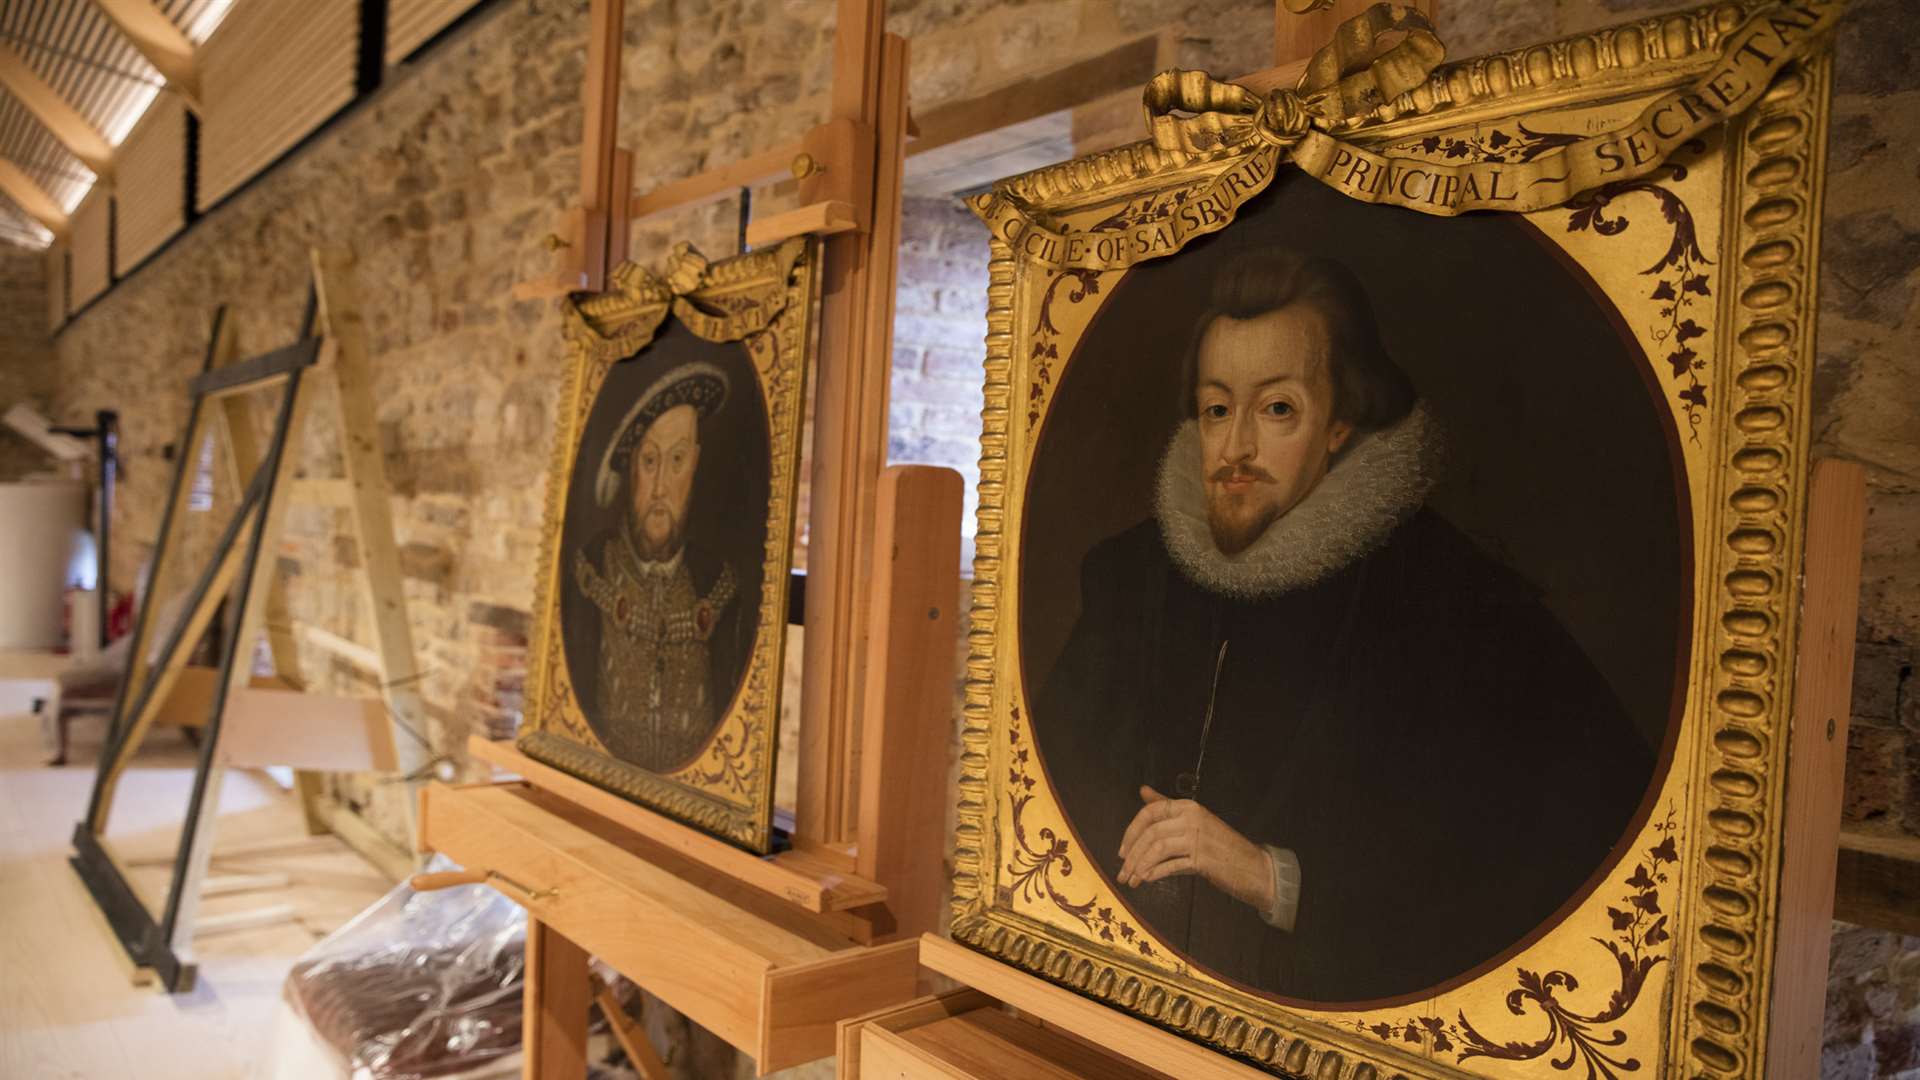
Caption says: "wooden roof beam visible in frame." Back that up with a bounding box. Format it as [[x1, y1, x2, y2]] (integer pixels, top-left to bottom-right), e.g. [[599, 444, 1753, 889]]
[[0, 158, 69, 237], [91, 0, 202, 112], [0, 44, 115, 180]]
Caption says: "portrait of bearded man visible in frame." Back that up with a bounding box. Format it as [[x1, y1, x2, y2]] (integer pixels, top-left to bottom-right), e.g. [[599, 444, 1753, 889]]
[[1032, 250, 1658, 1004], [570, 360, 754, 772]]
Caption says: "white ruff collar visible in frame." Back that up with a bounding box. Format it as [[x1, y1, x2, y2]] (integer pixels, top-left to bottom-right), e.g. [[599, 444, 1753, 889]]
[[1154, 404, 1438, 599]]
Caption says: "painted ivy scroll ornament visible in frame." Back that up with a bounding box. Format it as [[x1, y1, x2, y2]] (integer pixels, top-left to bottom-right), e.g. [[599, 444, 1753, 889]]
[[971, 0, 1843, 272]]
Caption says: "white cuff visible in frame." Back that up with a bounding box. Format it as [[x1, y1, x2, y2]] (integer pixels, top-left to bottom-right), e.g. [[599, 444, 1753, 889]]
[[1259, 846, 1300, 932]]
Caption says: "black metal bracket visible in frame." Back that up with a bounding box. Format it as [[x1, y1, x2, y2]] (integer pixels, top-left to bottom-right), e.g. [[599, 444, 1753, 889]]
[[51, 409, 119, 648]]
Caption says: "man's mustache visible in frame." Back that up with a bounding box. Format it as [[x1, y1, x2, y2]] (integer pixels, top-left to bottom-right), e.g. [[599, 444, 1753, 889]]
[[1208, 464, 1276, 484]]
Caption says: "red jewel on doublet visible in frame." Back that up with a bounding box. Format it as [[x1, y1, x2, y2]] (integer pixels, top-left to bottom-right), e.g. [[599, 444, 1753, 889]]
[[616, 598, 630, 620]]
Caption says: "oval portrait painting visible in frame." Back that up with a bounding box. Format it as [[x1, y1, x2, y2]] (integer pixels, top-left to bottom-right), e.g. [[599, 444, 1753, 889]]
[[1019, 172, 1690, 1007], [558, 321, 770, 775]]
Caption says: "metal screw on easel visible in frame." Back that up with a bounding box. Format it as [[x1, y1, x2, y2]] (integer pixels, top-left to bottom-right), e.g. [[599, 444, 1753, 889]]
[[791, 153, 823, 180]]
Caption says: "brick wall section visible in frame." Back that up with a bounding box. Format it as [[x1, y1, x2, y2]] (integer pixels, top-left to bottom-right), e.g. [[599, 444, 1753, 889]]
[[0, 249, 54, 481], [888, 195, 990, 566]]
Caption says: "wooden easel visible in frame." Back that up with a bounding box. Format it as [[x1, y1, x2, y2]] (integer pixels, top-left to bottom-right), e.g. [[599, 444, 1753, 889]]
[[414, 0, 962, 1075], [70, 250, 433, 992]]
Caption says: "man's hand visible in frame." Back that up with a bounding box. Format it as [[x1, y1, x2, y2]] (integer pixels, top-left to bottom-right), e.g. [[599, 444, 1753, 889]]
[[1117, 785, 1275, 912]]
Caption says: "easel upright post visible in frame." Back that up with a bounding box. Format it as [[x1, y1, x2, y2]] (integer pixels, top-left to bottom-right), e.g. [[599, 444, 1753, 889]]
[[579, 0, 626, 290], [1765, 459, 1867, 1078], [798, 0, 908, 857]]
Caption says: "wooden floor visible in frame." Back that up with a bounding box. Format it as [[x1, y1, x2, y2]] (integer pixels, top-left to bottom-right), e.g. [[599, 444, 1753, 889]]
[[0, 692, 396, 1078]]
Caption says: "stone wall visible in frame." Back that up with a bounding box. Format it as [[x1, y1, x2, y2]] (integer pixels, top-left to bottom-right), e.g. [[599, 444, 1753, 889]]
[[0, 249, 54, 481], [4, 0, 1916, 1075]]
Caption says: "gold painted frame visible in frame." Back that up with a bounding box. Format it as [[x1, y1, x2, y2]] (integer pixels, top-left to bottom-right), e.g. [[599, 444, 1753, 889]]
[[520, 237, 816, 852], [951, 4, 1834, 1076]]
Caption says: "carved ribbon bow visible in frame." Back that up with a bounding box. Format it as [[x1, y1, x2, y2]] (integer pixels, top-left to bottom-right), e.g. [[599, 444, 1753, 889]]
[[971, 0, 1841, 267], [1143, 4, 1445, 156]]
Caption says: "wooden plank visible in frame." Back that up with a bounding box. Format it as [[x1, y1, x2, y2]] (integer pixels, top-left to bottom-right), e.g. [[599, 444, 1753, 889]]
[[386, 0, 483, 64], [1764, 458, 1866, 1080], [579, 0, 624, 288], [855, 466, 962, 943], [312, 250, 431, 838], [466, 736, 885, 914], [91, 0, 203, 110], [798, 23, 908, 856], [420, 782, 840, 1053], [307, 796, 413, 882], [795, 0, 893, 852], [592, 973, 671, 1080], [743, 200, 857, 248], [300, 623, 381, 671], [524, 918, 591, 1080], [287, 477, 355, 507], [0, 43, 114, 177], [214, 688, 396, 771], [860, 1026, 970, 1079], [191, 904, 296, 936], [67, 193, 110, 309], [898, 1008, 1173, 1080], [630, 141, 801, 220], [909, 34, 1169, 160], [1834, 832, 1920, 936], [837, 990, 997, 1079], [609, 147, 633, 266], [758, 938, 920, 1072], [0, 160, 68, 236], [114, 96, 189, 272], [828, 0, 885, 125], [918, 936, 1271, 1080]]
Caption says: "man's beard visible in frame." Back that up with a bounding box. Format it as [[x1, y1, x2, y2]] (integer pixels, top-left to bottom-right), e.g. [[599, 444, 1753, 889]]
[[1206, 463, 1282, 556], [630, 503, 686, 562]]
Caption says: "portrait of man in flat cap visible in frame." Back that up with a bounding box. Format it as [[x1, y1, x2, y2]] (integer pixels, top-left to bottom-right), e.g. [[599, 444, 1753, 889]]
[[559, 330, 769, 775]]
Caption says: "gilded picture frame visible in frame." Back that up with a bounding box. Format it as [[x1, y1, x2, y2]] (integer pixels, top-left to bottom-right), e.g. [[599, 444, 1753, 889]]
[[520, 237, 816, 852], [951, 2, 1838, 1076]]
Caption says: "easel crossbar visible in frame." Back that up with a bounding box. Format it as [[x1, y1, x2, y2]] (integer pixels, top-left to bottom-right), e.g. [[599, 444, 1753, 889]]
[[187, 337, 321, 397]]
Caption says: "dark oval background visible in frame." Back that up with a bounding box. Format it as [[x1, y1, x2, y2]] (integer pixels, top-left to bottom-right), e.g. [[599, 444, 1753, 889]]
[[1018, 169, 1690, 1005], [559, 320, 770, 771]]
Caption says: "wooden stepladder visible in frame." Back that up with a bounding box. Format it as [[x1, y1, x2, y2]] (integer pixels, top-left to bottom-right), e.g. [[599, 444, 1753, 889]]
[[71, 249, 433, 992]]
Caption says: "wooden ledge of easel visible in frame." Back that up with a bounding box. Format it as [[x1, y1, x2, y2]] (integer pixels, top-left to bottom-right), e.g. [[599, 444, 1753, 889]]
[[838, 987, 1178, 1080], [419, 779, 919, 1072], [466, 735, 886, 914], [746, 200, 860, 247], [910, 935, 1272, 1080]]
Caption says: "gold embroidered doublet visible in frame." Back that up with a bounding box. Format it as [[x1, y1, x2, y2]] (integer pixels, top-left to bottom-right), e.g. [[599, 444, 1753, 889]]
[[574, 530, 737, 770]]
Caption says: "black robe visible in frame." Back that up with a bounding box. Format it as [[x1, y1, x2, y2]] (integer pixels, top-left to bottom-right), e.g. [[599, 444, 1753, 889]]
[[1034, 508, 1654, 1003]]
